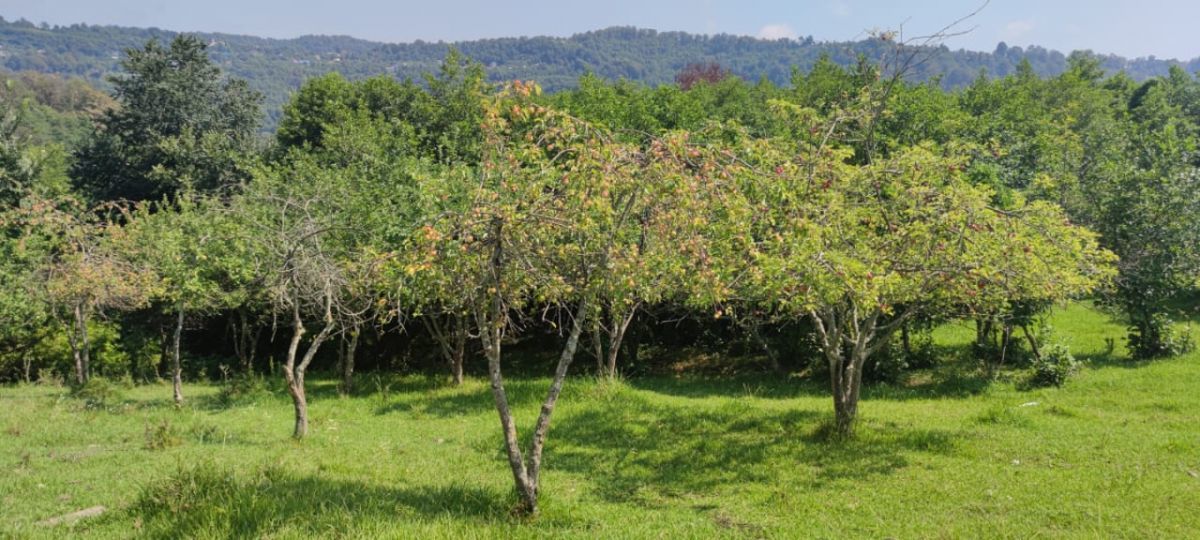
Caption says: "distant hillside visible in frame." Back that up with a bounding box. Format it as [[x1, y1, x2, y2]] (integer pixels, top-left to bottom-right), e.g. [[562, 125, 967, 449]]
[[3, 16, 1197, 129]]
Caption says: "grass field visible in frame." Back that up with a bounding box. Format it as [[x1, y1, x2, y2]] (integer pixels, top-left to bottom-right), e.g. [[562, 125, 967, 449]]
[[2, 303, 1199, 538]]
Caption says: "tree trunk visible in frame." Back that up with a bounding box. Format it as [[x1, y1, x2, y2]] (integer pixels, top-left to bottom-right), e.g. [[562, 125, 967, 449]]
[[476, 301, 537, 513], [282, 291, 336, 440], [340, 328, 359, 395], [157, 320, 168, 380], [425, 313, 471, 386], [600, 303, 638, 379], [477, 297, 589, 516], [811, 305, 881, 438], [591, 322, 605, 374], [750, 323, 782, 373], [70, 303, 90, 385], [526, 299, 588, 496], [172, 308, 184, 405], [451, 316, 467, 385], [283, 302, 307, 438], [1021, 324, 1042, 361], [67, 308, 82, 385]]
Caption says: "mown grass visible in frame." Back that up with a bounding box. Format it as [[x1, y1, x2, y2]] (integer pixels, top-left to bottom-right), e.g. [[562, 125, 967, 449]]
[[2, 303, 1198, 538]]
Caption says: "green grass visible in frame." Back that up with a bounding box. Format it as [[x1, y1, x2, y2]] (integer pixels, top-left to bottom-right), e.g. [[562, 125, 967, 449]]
[[2, 303, 1199, 538]]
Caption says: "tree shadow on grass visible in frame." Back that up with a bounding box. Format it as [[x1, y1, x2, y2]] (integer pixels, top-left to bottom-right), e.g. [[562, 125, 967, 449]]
[[548, 391, 962, 506], [628, 352, 994, 404], [127, 464, 547, 539], [374, 378, 551, 418]]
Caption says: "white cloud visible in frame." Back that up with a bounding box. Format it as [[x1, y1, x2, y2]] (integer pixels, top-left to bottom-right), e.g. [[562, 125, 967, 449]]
[[831, 1, 852, 18], [757, 23, 798, 40], [1002, 19, 1035, 40]]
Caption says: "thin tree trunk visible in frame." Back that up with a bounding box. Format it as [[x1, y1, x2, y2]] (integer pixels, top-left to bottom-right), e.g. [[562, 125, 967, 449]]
[[426, 313, 470, 385], [1021, 324, 1042, 361], [591, 322, 604, 374], [172, 308, 184, 405], [283, 290, 336, 439], [477, 217, 538, 513], [248, 326, 261, 375], [603, 303, 638, 379], [340, 328, 359, 395], [67, 307, 83, 385], [451, 316, 467, 385], [282, 302, 307, 438], [157, 320, 168, 379], [71, 303, 90, 384], [526, 299, 588, 497], [476, 301, 536, 513]]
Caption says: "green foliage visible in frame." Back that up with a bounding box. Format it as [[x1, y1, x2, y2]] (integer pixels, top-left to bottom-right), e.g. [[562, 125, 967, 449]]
[[1127, 314, 1195, 359], [70, 35, 262, 202], [216, 374, 273, 406], [1030, 343, 1080, 387], [69, 375, 125, 408], [144, 419, 183, 450]]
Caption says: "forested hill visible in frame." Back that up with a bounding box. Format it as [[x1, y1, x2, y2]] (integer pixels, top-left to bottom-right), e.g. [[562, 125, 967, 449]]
[[3, 16, 1198, 128]]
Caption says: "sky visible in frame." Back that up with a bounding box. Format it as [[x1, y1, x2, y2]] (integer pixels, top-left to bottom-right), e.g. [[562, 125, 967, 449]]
[[1, 0, 1197, 60]]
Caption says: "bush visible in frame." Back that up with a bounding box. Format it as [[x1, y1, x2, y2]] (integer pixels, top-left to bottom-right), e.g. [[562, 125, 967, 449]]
[[70, 376, 125, 408], [1030, 343, 1079, 387], [216, 374, 272, 406], [1128, 313, 1194, 359], [144, 419, 183, 450]]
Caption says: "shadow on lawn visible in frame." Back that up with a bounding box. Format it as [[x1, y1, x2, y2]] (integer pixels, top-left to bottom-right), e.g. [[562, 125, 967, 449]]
[[373, 378, 550, 418], [547, 391, 962, 504], [129, 464, 542, 538]]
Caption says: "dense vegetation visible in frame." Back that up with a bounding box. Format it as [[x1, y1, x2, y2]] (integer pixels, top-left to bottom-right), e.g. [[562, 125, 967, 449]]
[[4, 16, 1200, 128], [2, 28, 1199, 532]]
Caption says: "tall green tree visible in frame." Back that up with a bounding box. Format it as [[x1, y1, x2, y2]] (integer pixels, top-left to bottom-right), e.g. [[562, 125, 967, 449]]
[[71, 35, 262, 202]]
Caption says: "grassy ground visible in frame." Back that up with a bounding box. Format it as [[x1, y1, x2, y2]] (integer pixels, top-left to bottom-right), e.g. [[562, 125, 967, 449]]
[[2, 303, 1198, 538]]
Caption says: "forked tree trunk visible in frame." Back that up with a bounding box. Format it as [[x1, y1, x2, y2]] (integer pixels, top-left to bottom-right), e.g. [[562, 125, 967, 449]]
[[282, 296, 336, 439], [811, 305, 889, 438], [477, 298, 588, 516], [426, 313, 471, 385], [171, 308, 184, 405], [1021, 324, 1042, 361], [602, 303, 639, 379], [476, 218, 590, 515]]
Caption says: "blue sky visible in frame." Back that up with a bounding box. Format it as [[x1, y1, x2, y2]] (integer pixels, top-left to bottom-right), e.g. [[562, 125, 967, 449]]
[[1, 0, 1197, 60]]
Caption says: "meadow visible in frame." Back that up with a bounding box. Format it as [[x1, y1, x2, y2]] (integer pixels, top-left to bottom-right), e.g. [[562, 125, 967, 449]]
[[2, 303, 1198, 539]]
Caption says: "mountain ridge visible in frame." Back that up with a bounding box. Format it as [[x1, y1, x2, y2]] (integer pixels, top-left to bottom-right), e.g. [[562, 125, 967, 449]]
[[4, 16, 1197, 128]]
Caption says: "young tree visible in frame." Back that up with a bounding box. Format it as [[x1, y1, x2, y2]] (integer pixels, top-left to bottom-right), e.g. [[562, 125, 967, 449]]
[[741, 137, 1114, 436], [122, 194, 251, 403], [11, 196, 155, 384]]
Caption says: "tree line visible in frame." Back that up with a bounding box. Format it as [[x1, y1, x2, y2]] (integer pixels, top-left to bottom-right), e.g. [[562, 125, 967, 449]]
[[3, 34, 1199, 515]]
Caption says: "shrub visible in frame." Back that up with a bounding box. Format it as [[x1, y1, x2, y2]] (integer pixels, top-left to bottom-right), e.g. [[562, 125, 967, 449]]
[[70, 376, 125, 408], [1128, 313, 1194, 359], [216, 374, 272, 406], [144, 419, 183, 450], [1030, 343, 1079, 387], [36, 368, 64, 387]]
